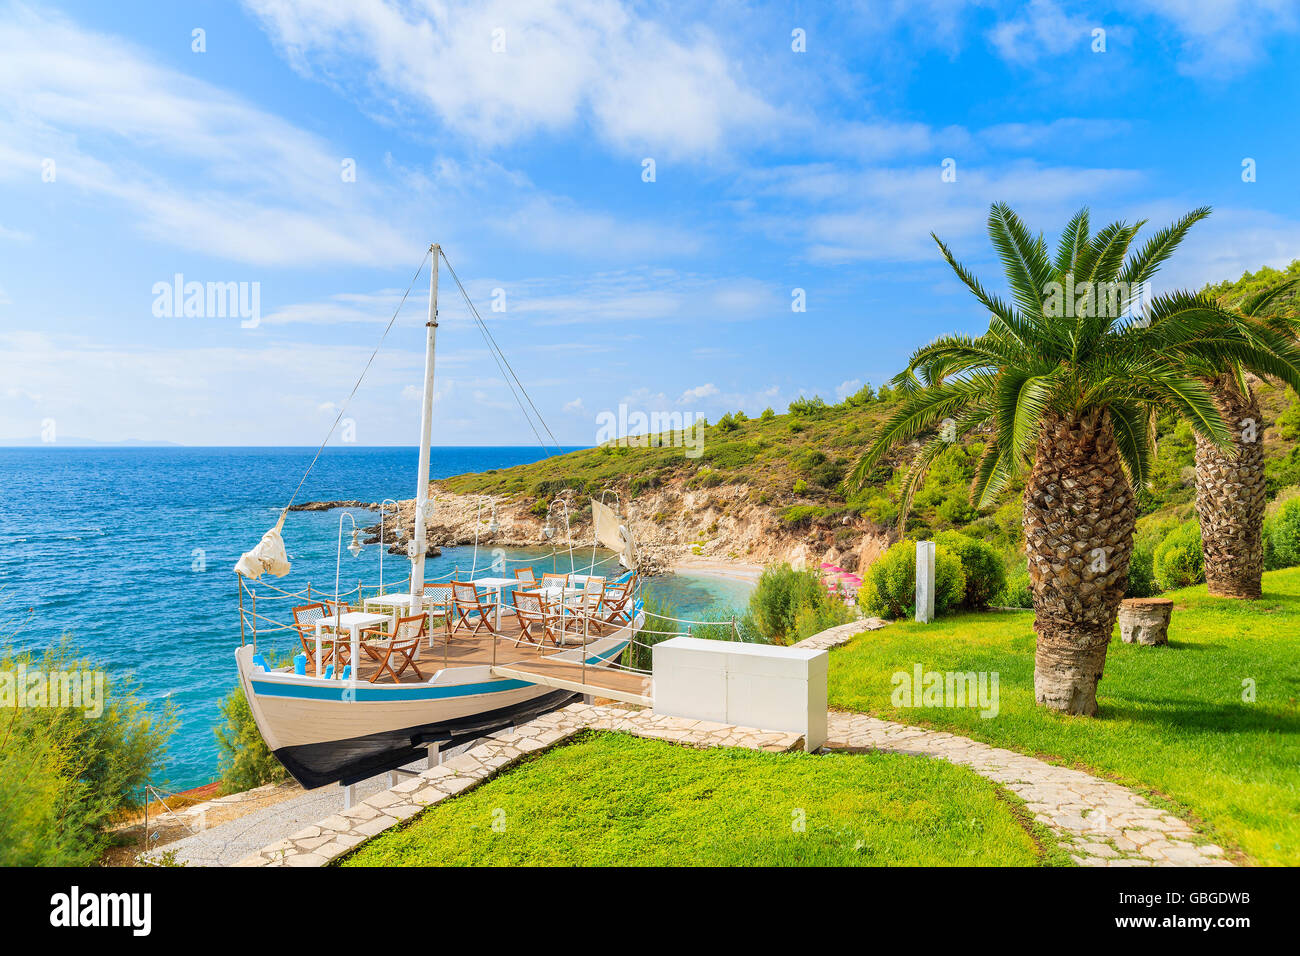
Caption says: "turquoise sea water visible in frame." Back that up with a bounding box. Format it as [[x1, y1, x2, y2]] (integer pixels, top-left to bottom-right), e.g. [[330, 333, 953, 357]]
[[0, 447, 752, 788]]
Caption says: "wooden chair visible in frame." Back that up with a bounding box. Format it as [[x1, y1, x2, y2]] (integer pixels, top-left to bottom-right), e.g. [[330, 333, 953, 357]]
[[511, 590, 558, 648], [513, 567, 538, 588], [600, 578, 636, 628], [451, 581, 498, 637], [292, 603, 346, 670], [419, 583, 455, 649], [569, 577, 607, 632], [359, 614, 427, 683], [541, 572, 569, 590]]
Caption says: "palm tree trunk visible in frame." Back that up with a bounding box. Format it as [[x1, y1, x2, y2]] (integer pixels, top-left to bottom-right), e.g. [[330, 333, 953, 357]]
[[1023, 409, 1135, 715], [1194, 375, 1266, 600]]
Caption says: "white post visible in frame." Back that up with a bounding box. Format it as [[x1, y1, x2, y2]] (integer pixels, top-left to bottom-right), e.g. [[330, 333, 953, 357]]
[[409, 244, 440, 615], [915, 540, 936, 624]]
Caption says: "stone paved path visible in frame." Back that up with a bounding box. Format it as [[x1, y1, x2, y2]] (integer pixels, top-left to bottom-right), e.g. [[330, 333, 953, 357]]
[[236, 704, 803, 867], [237, 619, 1234, 868], [824, 711, 1231, 866], [796, 622, 1232, 866]]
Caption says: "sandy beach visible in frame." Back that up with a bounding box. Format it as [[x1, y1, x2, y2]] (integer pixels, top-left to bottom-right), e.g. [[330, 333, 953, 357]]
[[669, 555, 764, 583]]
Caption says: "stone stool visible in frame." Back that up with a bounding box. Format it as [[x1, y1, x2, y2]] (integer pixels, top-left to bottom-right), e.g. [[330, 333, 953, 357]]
[[1118, 598, 1174, 646]]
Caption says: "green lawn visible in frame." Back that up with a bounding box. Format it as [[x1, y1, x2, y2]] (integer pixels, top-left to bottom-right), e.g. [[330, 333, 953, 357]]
[[342, 732, 1053, 866], [828, 566, 1300, 866]]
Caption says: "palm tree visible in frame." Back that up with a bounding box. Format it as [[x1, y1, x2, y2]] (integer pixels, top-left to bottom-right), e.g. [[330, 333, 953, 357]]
[[852, 203, 1300, 715], [1193, 281, 1300, 599]]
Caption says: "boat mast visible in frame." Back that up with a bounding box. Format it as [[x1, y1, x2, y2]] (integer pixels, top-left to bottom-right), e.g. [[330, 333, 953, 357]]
[[409, 243, 440, 613]]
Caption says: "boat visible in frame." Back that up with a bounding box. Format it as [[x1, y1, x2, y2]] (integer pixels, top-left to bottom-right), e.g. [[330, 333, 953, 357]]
[[232, 244, 644, 790]]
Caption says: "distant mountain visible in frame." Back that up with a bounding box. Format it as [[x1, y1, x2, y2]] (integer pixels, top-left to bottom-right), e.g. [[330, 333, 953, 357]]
[[0, 437, 183, 447]]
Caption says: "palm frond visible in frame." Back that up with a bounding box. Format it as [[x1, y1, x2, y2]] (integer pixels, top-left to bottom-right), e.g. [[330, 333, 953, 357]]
[[1109, 402, 1154, 489], [1118, 206, 1211, 290], [1053, 207, 1090, 276]]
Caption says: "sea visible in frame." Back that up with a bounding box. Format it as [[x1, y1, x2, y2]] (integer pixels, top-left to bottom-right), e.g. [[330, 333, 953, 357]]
[[0, 446, 754, 788]]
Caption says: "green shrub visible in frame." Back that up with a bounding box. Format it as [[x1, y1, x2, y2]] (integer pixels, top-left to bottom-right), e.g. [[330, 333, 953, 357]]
[[934, 531, 1006, 609], [998, 564, 1033, 608], [749, 565, 828, 642], [1153, 520, 1205, 591], [689, 608, 769, 644], [1265, 498, 1300, 570], [623, 598, 680, 671], [0, 636, 175, 866], [862, 540, 966, 619], [215, 682, 289, 795], [1126, 539, 1160, 597], [792, 600, 854, 641]]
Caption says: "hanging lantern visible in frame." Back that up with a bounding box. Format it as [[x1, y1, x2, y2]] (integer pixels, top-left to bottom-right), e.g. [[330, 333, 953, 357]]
[[348, 528, 364, 558]]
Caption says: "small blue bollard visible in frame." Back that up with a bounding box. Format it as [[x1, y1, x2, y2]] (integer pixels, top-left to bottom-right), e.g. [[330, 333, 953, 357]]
[[294, 653, 307, 675]]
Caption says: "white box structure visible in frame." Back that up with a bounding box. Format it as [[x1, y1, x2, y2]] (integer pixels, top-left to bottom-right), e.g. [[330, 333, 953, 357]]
[[915, 539, 936, 624], [652, 637, 828, 751]]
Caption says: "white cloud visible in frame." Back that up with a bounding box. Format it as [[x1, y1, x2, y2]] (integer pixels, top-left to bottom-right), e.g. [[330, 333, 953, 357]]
[[746, 160, 1145, 263], [0, 6, 412, 267], [1132, 0, 1300, 77], [678, 383, 719, 404], [835, 379, 862, 401], [987, 0, 1095, 65], [243, 0, 777, 161]]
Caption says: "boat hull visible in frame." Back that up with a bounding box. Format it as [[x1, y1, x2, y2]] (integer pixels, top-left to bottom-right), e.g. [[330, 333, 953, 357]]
[[235, 634, 631, 789]]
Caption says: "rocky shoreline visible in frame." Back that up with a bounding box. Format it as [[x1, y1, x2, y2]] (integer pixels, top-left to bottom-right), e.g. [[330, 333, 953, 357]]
[[290, 479, 895, 577]]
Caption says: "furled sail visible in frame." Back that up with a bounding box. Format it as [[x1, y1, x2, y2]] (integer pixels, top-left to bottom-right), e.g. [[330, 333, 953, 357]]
[[234, 510, 292, 579], [592, 498, 638, 570]]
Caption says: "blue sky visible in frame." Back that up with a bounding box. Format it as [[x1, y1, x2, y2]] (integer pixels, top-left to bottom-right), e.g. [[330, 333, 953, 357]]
[[2, 0, 1300, 446]]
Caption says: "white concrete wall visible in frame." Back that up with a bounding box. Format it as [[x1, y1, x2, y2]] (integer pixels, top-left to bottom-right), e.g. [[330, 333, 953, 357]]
[[652, 637, 828, 751], [916, 539, 936, 623]]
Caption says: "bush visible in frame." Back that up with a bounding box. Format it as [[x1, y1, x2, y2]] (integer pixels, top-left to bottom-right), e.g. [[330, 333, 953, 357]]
[[998, 564, 1033, 608], [1126, 539, 1160, 597], [0, 636, 175, 866], [215, 683, 289, 794], [749, 565, 830, 642], [1153, 520, 1205, 591], [1265, 497, 1300, 569], [862, 540, 966, 619], [792, 600, 854, 641], [934, 531, 1006, 609], [623, 597, 679, 671], [690, 608, 769, 644]]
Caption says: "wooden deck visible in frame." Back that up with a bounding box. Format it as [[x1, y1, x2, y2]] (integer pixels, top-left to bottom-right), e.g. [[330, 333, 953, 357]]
[[304, 616, 650, 704], [490, 656, 653, 706]]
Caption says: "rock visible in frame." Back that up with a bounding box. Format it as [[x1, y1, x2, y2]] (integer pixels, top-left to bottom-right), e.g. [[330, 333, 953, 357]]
[[1118, 598, 1173, 646], [288, 500, 377, 512]]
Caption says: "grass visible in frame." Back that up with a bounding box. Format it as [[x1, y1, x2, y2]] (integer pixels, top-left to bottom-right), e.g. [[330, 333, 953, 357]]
[[341, 731, 1054, 867], [827, 566, 1300, 866]]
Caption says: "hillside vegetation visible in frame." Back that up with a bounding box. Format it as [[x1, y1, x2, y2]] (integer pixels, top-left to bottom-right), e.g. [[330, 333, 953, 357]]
[[443, 260, 1300, 590]]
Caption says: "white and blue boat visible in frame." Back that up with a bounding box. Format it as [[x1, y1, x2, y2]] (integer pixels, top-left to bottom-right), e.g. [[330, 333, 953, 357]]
[[233, 243, 645, 790]]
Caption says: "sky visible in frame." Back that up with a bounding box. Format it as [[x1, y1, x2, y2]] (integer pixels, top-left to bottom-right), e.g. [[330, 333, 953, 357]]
[[2, 0, 1300, 446]]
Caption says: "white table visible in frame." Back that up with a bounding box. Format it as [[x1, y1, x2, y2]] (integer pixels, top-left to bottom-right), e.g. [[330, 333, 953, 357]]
[[315, 611, 388, 679], [363, 592, 417, 631], [468, 576, 521, 629]]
